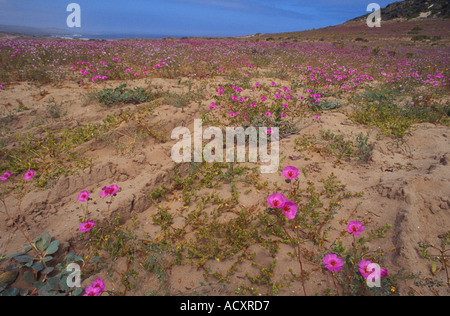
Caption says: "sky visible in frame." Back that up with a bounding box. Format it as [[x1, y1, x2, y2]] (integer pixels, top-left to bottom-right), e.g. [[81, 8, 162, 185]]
[[0, 0, 400, 37]]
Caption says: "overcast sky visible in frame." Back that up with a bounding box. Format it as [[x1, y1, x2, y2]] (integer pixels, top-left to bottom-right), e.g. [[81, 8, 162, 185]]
[[0, 0, 399, 36]]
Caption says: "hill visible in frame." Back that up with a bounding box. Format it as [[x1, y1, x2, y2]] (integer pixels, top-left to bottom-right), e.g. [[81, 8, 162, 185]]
[[350, 0, 450, 21], [247, 0, 449, 45]]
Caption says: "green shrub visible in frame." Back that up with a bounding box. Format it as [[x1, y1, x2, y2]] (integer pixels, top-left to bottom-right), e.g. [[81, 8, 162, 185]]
[[95, 84, 158, 106]]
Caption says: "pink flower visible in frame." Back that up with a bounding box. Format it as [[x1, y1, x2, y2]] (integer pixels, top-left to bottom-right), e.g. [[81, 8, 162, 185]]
[[229, 112, 236, 117], [282, 201, 297, 220], [78, 190, 90, 202], [1, 172, 11, 181], [358, 259, 372, 279], [83, 278, 105, 296], [109, 185, 119, 195], [347, 221, 365, 236], [314, 115, 321, 120], [267, 193, 287, 208], [101, 185, 119, 198], [265, 111, 271, 116], [0, 84, 3, 89], [271, 82, 276, 86], [358, 259, 388, 280], [265, 128, 273, 135], [282, 166, 299, 180], [83, 285, 102, 296], [261, 96, 267, 102], [323, 254, 344, 272], [91, 278, 105, 293], [79, 220, 95, 233], [24, 170, 34, 180]]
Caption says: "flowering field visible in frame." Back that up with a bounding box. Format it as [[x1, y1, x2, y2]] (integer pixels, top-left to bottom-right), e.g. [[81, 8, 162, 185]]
[[0, 19, 449, 296]]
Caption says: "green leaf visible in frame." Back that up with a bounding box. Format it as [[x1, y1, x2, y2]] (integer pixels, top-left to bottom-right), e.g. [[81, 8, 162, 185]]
[[72, 287, 83, 296], [19, 289, 29, 296], [60, 276, 69, 292], [65, 252, 83, 264], [32, 261, 44, 272], [1, 287, 19, 296], [0, 283, 7, 292], [45, 240, 59, 255], [431, 262, 438, 275], [35, 232, 51, 251], [14, 254, 34, 264], [24, 271, 36, 284], [42, 267, 54, 275], [89, 256, 102, 263], [38, 284, 52, 296], [48, 276, 60, 291]]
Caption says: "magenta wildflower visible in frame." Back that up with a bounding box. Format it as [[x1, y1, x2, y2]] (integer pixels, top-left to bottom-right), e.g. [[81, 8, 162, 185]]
[[358, 259, 388, 280], [101, 185, 119, 198], [91, 278, 105, 293], [78, 190, 90, 202], [267, 193, 287, 209], [323, 254, 344, 272], [1, 172, 11, 181], [24, 170, 34, 180], [83, 285, 101, 296], [282, 201, 297, 220], [282, 166, 299, 180], [109, 185, 119, 195], [79, 220, 95, 233], [347, 221, 365, 236]]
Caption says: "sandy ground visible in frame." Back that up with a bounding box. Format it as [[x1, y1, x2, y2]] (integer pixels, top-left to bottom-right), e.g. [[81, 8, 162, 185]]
[[0, 78, 449, 296]]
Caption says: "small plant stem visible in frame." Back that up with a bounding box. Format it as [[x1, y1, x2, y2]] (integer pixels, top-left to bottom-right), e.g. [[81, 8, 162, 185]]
[[1, 198, 43, 259], [331, 272, 340, 296], [427, 245, 450, 287], [277, 213, 307, 296], [346, 234, 358, 296]]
